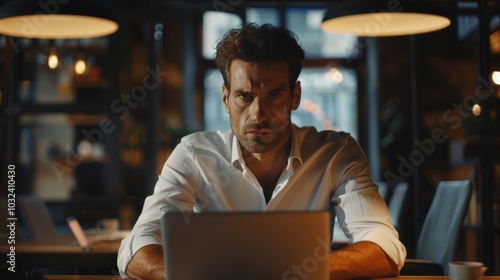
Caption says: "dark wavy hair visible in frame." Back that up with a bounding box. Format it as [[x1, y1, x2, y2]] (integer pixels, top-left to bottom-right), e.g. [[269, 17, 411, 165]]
[[214, 22, 305, 91]]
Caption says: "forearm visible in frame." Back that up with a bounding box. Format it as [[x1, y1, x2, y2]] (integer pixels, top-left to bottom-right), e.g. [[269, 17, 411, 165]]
[[126, 244, 166, 280], [329, 241, 398, 279]]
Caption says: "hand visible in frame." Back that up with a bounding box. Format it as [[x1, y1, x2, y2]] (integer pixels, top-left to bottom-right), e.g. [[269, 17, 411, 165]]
[[329, 241, 398, 279], [126, 244, 166, 280]]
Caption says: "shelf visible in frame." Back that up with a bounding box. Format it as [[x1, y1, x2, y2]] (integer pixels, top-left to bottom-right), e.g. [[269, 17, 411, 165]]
[[2, 103, 109, 115]]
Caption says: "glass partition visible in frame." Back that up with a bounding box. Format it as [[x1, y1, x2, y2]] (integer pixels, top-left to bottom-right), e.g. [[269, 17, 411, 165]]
[[285, 8, 359, 59]]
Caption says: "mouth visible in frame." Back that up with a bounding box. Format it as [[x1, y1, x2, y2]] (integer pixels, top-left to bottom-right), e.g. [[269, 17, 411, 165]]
[[246, 128, 273, 138]]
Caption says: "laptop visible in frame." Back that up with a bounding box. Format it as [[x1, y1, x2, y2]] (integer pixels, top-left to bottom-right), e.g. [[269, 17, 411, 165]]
[[66, 216, 130, 251], [161, 211, 331, 280], [66, 216, 93, 251]]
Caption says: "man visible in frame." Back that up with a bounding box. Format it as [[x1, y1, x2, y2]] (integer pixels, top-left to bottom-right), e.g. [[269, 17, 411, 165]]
[[118, 23, 406, 279]]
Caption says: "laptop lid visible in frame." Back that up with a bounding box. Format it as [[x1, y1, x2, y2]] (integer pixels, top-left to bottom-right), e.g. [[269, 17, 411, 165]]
[[161, 211, 330, 280], [66, 216, 92, 251], [66, 216, 130, 248]]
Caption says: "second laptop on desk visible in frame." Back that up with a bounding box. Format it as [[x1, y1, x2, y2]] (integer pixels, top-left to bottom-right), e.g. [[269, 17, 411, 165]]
[[161, 211, 331, 280], [66, 216, 130, 251]]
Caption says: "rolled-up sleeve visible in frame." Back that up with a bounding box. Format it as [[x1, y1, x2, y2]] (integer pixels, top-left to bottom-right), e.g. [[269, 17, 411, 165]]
[[117, 143, 199, 277], [334, 179, 407, 270], [331, 136, 407, 270]]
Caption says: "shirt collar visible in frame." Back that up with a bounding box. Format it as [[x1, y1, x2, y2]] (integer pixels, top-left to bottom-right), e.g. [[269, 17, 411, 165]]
[[288, 124, 303, 170], [231, 134, 243, 169], [230, 125, 304, 171]]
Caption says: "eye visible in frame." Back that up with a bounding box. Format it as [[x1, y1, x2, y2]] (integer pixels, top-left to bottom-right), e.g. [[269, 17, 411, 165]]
[[269, 91, 283, 99], [237, 93, 252, 101]]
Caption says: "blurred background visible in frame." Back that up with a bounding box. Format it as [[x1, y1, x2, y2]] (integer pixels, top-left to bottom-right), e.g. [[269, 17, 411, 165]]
[[0, 0, 498, 273]]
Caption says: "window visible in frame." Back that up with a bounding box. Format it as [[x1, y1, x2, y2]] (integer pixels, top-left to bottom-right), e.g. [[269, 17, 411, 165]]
[[246, 7, 280, 26], [285, 8, 359, 59], [293, 67, 358, 138], [204, 68, 228, 132], [202, 11, 242, 59]]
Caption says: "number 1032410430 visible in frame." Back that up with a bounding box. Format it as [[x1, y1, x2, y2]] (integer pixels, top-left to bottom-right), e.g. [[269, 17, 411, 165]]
[[7, 165, 16, 219]]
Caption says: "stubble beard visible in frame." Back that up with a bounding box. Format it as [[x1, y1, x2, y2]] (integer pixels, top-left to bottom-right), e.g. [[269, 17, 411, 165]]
[[232, 119, 291, 154]]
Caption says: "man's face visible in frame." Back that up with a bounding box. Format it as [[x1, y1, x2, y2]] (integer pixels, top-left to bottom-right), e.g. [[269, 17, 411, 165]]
[[222, 59, 301, 154]]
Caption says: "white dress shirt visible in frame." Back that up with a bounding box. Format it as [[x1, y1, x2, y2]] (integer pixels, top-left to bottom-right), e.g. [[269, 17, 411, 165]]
[[117, 125, 407, 277]]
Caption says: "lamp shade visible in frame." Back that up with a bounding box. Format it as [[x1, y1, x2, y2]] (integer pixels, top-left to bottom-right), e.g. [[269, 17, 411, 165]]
[[322, 0, 451, 36], [0, 0, 118, 39]]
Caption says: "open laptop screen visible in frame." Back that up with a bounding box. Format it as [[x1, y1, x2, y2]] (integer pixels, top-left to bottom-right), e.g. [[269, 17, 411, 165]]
[[161, 211, 330, 280], [66, 216, 92, 251]]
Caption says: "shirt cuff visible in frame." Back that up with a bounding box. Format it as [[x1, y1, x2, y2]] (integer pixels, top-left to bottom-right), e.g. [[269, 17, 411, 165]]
[[117, 232, 162, 278], [356, 230, 407, 270]]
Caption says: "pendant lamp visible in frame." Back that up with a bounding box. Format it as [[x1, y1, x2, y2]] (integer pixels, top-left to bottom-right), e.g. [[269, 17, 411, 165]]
[[322, 0, 451, 36], [0, 0, 118, 39]]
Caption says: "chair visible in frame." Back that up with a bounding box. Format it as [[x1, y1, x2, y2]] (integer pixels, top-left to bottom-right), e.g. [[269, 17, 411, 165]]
[[17, 195, 59, 240], [387, 182, 409, 232], [375, 181, 390, 203], [400, 180, 472, 275]]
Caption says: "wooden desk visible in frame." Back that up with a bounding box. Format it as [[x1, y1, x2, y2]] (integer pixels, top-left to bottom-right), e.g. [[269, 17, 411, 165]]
[[1, 238, 121, 273], [44, 276, 500, 280], [379, 277, 500, 280], [47, 276, 121, 280], [4, 239, 121, 254]]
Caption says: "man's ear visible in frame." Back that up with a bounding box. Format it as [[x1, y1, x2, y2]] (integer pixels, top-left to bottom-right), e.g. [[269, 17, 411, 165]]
[[291, 81, 301, 111], [222, 83, 230, 113]]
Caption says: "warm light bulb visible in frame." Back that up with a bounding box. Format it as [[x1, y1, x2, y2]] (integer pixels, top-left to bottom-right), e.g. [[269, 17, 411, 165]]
[[322, 13, 450, 36], [492, 71, 500, 85], [48, 51, 59, 69], [325, 68, 344, 83], [77, 139, 93, 157], [472, 104, 481, 116], [74, 59, 87, 75]]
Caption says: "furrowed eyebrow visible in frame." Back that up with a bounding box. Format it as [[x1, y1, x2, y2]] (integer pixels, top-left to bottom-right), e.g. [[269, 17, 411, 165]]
[[269, 86, 287, 93], [233, 89, 252, 95], [232, 85, 287, 95]]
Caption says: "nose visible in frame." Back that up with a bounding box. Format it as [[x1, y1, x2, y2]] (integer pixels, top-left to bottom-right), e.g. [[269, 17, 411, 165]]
[[249, 97, 268, 123]]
